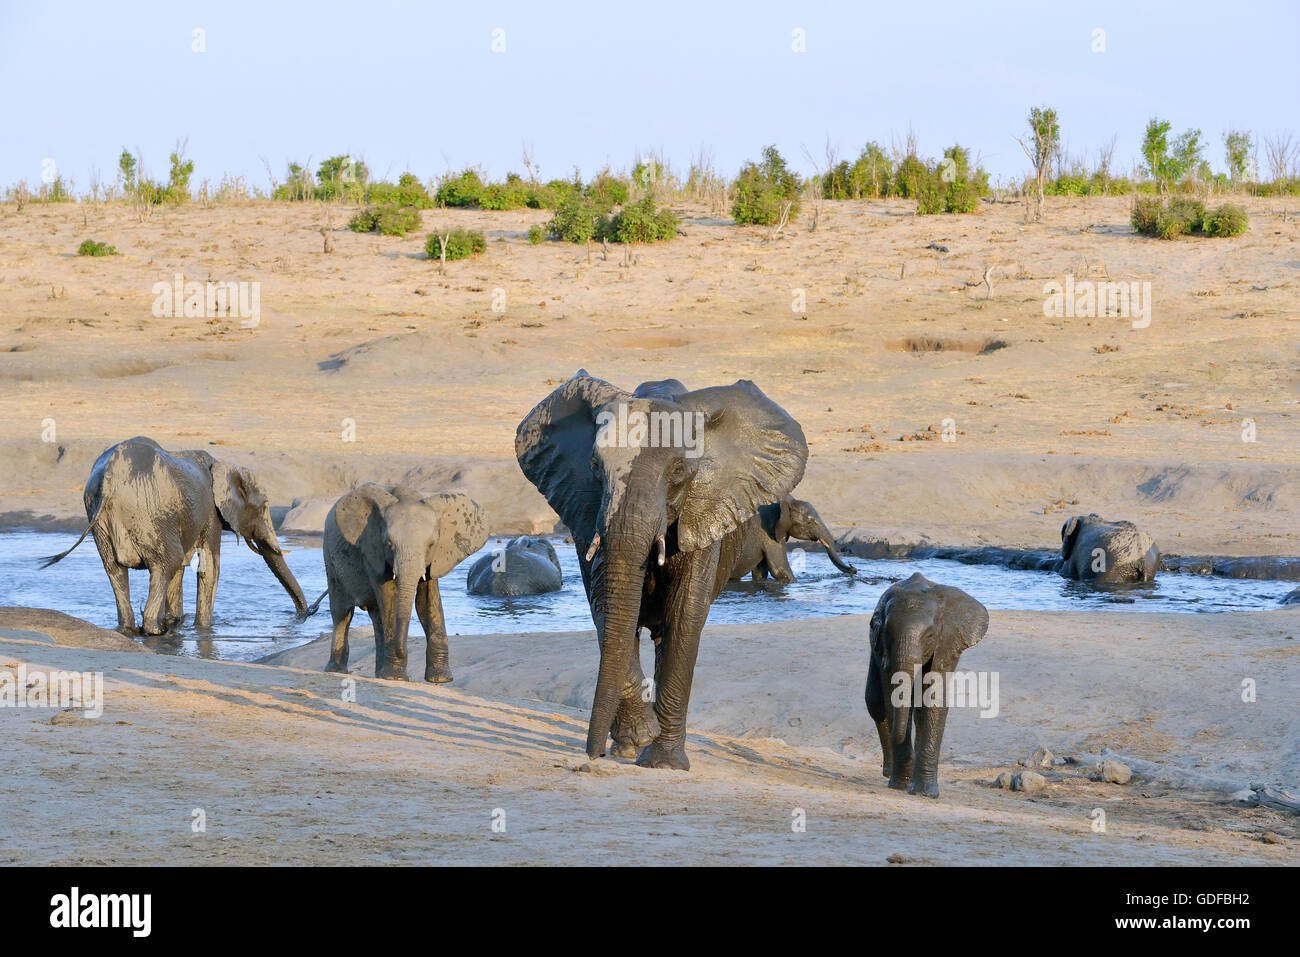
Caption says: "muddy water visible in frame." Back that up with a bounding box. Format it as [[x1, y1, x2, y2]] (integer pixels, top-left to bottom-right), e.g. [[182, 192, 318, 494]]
[[0, 532, 1293, 661]]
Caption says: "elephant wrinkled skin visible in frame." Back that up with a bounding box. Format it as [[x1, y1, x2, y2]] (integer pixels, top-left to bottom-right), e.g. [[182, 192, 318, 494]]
[[466, 536, 563, 596], [1056, 513, 1159, 583], [40, 436, 308, 636], [865, 573, 989, 798], [516, 370, 808, 769], [321, 484, 487, 682]]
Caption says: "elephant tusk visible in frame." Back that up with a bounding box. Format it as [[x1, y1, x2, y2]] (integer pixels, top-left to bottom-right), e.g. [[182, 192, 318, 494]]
[[585, 534, 601, 562], [656, 535, 666, 566]]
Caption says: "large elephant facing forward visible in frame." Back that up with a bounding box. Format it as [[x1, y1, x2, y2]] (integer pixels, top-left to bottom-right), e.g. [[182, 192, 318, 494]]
[[1057, 513, 1159, 583], [322, 484, 487, 681], [865, 573, 989, 798], [516, 370, 808, 769], [40, 436, 308, 635], [727, 495, 854, 582]]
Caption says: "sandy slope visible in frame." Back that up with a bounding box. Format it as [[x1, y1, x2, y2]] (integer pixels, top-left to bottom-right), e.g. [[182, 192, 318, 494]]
[[1, 608, 1295, 865], [1, 197, 1297, 554]]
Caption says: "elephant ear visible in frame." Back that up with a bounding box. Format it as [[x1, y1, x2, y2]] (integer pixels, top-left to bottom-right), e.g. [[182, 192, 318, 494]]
[[632, 378, 689, 400], [211, 461, 262, 539], [426, 493, 488, 578], [331, 484, 397, 573], [515, 371, 630, 546], [674, 381, 808, 552], [1060, 515, 1082, 558]]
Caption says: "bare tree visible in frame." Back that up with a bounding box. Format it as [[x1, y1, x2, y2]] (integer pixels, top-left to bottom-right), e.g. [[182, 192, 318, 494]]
[[1016, 106, 1060, 222], [1263, 131, 1297, 184]]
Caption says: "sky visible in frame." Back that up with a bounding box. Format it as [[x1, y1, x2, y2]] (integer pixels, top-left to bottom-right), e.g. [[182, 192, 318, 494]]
[[2, 0, 1297, 192]]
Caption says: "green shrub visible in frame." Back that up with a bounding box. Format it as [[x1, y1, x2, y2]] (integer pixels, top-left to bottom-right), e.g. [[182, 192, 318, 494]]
[[1202, 203, 1249, 237], [349, 205, 421, 237], [526, 178, 577, 209], [546, 193, 610, 243], [425, 229, 486, 260], [731, 146, 801, 225], [316, 155, 368, 202], [369, 173, 433, 208], [435, 170, 485, 207], [913, 147, 988, 215], [480, 174, 532, 210], [892, 154, 927, 199], [528, 224, 544, 245], [823, 143, 893, 199], [1046, 175, 1087, 196], [77, 239, 118, 256], [586, 169, 630, 207], [1131, 198, 1246, 238], [600, 196, 678, 243]]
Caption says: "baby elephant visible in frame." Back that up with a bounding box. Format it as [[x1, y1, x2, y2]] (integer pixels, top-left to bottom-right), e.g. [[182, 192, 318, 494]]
[[466, 536, 562, 596], [865, 573, 989, 798], [322, 484, 487, 681], [728, 495, 855, 582], [1057, 513, 1158, 583]]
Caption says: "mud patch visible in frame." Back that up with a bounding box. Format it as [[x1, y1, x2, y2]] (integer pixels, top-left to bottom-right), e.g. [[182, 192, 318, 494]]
[[886, 336, 1009, 355]]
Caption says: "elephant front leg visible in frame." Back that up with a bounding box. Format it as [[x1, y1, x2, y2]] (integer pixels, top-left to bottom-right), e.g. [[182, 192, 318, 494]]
[[887, 709, 914, 791], [610, 629, 660, 758], [326, 587, 353, 673], [910, 704, 949, 798], [637, 550, 717, 771], [374, 580, 408, 680], [761, 539, 796, 582], [416, 579, 452, 683]]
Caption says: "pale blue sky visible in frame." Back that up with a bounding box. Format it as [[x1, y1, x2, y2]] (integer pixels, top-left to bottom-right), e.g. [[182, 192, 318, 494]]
[[3, 0, 1295, 191]]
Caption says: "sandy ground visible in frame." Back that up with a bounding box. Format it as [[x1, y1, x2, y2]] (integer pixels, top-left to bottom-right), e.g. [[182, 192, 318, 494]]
[[0, 196, 1296, 553], [0, 606, 1295, 865], [0, 195, 1297, 864]]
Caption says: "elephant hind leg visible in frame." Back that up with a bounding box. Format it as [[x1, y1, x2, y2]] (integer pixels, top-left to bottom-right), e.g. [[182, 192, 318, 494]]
[[140, 563, 175, 636], [93, 531, 135, 635], [164, 564, 185, 631], [865, 660, 893, 778]]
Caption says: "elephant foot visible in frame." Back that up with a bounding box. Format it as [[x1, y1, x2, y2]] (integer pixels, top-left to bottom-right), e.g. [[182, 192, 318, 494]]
[[881, 759, 892, 779], [324, 660, 350, 674], [424, 670, 453, 684], [377, 664, 409, 681], [140, 621, 167, 637], [612, 701, 660, 753], [609, 741, 642, 760], [636, 740, 691, 771], [909, 776, 940, 799]]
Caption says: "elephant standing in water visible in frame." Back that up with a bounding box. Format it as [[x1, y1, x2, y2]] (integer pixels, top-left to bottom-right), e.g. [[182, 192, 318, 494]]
[[516, 370, 808, 769], [466, 536, 563, 596], [865, 573, 989, 798], [728, 495, 855, 582], [1056, 513, 1159, 583], [40, 436, 308, 635], [322, 484, 487, 681]]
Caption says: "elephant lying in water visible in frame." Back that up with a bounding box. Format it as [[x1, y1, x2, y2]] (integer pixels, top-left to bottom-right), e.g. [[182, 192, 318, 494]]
[[865, 573, 989, 798], [1056, 513, 1159, 583], [39, 436, 308, 635], [466, 536, 563, 596], [727, 495, 854, 582], [516, 370, 808, 769], [321, 484, 487, 681]]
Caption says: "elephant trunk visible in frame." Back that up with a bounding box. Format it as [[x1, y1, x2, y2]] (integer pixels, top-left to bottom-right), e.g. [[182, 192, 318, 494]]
[[890, 635, 922, 746], [586, 525, 653, 760], [256, 537, 308, 617], [814, 521, 854, 575], [391, 553, 425, 663]]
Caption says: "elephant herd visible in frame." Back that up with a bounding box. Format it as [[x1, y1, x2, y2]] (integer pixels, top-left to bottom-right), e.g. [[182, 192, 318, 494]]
[[38, 371, 1169, 796]]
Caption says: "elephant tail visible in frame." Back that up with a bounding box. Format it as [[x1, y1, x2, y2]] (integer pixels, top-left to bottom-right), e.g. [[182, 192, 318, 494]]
[[37, 516, 100, 570], [303, 590, 329, 617]]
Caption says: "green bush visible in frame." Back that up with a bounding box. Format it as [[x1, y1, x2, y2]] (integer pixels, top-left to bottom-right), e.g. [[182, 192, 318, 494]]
[[731, 146, 801, 225], [369, 172, 433, 208], [1202, 203, 1249, 237], [435, 170, 485, 207], [316, 155, 368, 202], [349, 205, 421, 237], [586, 169, 630, 207], [1131, 198, 1246, 238], [425, 229, 486, 260], [546, 193, 610, 243], [913, 147, 988, 215], [528, 224, 544, 245], [823, 143, 893, 199], [479, 174, 532, 210], [600, 196, 678, 243], [526, 179, 576, 209], [891, 154, 927, 199], [77, 239, 118, 256]]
